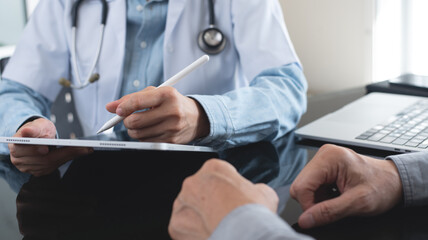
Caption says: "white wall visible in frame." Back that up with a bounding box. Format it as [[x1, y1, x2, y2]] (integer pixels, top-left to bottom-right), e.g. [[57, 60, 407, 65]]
[[279, 0, 374, 95]]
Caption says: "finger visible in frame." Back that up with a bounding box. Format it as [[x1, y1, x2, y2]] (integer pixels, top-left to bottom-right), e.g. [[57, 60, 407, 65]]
[[200, 159, 239, 175], [9, 144, 49, 158], [106, 100, 121, 113], [290, 157, 340, 210], [106, 94, 133, 113], [290, 167, 333, 210], [28, 169, 55, 177], [12, 147, 92, 175], [129, 133, 165, 143], [117, 87, 172, 117], [298, 191, 359, 229], [52, 146, 93, 158], [123, 110, 163, 130], [10, 154, 51, 166], [127, 121, 173, 142], [107, 86, 158, 112], [18, 165, 54, 175], [47, 147, 93, 165]]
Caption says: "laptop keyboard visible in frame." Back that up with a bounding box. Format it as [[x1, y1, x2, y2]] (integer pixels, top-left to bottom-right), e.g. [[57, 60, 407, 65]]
[[356, 99, 428, 149]]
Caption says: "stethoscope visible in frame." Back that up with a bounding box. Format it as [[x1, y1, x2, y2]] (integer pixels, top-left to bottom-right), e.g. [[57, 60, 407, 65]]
[[198, 0, 227, 55], [59, 0, 108, 89], [60, 0, 226, 89]]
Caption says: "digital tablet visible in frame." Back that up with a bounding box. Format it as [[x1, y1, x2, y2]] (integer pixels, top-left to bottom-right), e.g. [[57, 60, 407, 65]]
[[0, 131, 215, 153]]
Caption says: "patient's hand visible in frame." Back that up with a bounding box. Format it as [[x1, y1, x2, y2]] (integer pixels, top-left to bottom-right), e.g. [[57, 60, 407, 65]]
[[9, 118, 92, 177], [290, 144, 403, 229], [168, 159, 278, 240]]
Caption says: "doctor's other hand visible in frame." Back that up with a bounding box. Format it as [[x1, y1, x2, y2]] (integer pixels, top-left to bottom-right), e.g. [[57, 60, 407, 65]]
[[290, 144, 403, 229], [106, 86, 210, 144], [8, 118, 93, 177], [168, 159, 278, 240]]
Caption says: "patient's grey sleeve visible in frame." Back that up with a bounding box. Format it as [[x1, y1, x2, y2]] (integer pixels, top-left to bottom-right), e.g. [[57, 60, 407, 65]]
[[387, 152, 428, 207], [209, 204, 313, 240]]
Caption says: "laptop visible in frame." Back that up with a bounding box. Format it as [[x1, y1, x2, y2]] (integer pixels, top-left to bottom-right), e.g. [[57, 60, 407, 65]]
[[296, 92, 428, 153]]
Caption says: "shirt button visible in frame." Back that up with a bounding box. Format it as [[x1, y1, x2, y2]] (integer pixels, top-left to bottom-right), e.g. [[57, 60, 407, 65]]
[[136, 5, 144, 12], [133, 80, 140, 88], [140, 41, 147, 49]]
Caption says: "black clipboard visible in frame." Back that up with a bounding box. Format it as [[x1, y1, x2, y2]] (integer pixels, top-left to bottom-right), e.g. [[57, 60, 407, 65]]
[[366, 74, 428, 98], [389, 73, 428, 90]]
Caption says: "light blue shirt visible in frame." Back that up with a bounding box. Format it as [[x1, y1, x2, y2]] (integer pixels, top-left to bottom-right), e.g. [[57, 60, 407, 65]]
[[120, 0, 167, 96], [115, 0, 167, 131]]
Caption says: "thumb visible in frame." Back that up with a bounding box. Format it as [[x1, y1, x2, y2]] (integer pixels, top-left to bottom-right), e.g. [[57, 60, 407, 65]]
[[18, 118, 56, 138], [298, 192, 357, 229], [19, 125, 42, 138]]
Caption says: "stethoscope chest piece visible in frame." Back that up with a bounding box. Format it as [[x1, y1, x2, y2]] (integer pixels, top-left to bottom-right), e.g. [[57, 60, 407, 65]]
[[198, 0, 227, 55], [198, 26, 226, 55]]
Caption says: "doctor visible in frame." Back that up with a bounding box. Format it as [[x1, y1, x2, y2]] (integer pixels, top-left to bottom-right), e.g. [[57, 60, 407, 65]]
[[0, 0, 307, 176]]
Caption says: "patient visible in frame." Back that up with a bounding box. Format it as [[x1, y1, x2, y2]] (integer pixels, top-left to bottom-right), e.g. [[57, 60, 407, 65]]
[[168, 144, 428, 239]]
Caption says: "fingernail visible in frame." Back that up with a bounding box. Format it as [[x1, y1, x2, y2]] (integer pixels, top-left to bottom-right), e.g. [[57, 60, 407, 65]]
[[299, 213, 315, 229], [116, 108, 123, 116]]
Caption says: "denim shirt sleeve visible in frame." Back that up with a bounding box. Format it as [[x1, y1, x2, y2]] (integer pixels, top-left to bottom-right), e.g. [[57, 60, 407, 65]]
[[209, 204, 313, 240], [189, 62, 307, 150], [387, 152, 428, 207], [0, 79, 52, 154]]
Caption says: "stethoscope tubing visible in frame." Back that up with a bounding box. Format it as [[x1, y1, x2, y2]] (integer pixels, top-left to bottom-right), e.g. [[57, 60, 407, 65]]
[[70, 25, 105, 89], [66, 0, 107, 89], [66, 0, 224, 89]]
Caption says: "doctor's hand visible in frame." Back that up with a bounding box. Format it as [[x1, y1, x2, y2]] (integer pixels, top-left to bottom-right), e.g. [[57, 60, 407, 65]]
[[290, 144, 403, 229], [168, 159, 278, 240], [9, 118, 93, 177], [106, 86, 210, 144]]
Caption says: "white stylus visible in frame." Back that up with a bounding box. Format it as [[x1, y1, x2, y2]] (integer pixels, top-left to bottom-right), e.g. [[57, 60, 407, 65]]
[[96, 55, 210, 134]]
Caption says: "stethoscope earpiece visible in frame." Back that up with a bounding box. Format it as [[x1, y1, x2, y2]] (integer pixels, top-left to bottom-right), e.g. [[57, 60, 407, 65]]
[[59, 73, 99, 89], [59, 78, 72, 88], [198, 26, 226, 55], [88, 73, 100, 83]]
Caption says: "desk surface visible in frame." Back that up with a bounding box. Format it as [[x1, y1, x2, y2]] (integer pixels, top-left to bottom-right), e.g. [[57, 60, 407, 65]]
[[1, 88, 427, 240]]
